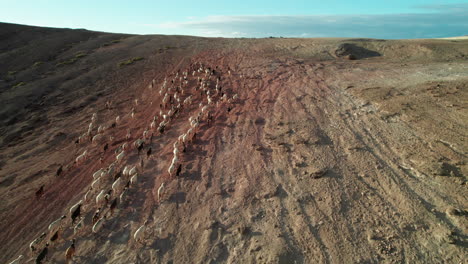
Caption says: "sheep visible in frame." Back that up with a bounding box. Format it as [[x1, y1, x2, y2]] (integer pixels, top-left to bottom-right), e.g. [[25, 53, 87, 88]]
[[29, 233, 46, 254], [146, 147, 152, 158], [48, 215, 66, 232], [122, 166, 130, 176], [91, 132, 102, 142], [150, 120, 157, 129], [70, 200, 82, 224], [129, 166, 137, 176], [115, 115, 121, 124], [56, 165, 63, 177], [133, 220, 149, 244], [92, 218, 105, 233], [116, 151, 125, 163], [73, 218, 84, 235], [96, 190, 106, 206], [119, 187, 128, 204], [143, 129, 150, 139], [35, 243, 49, 264], [91, 177, 101, 190], [168, 162, 177, 177], [134, 139, 144, 149], [157, 183, 165, 202], [7, 255, 24, 264], [93, 168, 104, 179], [109, 198, 118, 216], [112, 178, 122, 194], [130, 173, 138, 186], [122, 142, 129, 151], [92, 208, 101, 225], [65, 239, 76, 264], [75, 150, 88, 164]]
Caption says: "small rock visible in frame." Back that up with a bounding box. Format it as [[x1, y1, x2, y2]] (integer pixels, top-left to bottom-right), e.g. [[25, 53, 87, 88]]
[[310, 168, 328, 179]]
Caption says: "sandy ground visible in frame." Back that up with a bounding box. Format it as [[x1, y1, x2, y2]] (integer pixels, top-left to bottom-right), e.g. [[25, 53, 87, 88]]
[[0, 23, 467, 264]]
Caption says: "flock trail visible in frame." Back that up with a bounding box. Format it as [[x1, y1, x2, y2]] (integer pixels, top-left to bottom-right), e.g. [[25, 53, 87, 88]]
[[8, 60, 241, 263]]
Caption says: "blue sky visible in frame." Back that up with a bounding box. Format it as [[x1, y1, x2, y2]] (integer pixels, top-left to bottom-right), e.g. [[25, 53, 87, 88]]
[[0, 0, 467, 39]]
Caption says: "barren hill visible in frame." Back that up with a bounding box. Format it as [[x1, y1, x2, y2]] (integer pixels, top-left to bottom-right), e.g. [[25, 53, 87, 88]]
[[0, 22, 467, 264]]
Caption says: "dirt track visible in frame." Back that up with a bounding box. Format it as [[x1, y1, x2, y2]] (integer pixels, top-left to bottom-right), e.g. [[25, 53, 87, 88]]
[[0, 23, 467, 263]]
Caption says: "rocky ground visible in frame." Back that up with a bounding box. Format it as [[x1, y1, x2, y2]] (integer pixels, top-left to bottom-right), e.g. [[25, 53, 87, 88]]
[[0, 22, 467, 264]]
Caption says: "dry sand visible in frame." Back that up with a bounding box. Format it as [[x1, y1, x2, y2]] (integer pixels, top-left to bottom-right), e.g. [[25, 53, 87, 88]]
[[0, 23, 467, 263]]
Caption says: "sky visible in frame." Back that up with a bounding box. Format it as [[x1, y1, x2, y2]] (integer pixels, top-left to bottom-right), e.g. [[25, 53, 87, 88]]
[[0, 0, 467, 39]]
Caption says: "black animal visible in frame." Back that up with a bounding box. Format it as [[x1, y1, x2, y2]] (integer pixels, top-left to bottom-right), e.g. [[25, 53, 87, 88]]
[[92, 209, 101, 225], [176, 164, 182, 177], [36, 243, 49, 264], [50, 231, 59, 242], [137, 142, 144, 154], [147, 147, 152, 158], [56, 165, 63, 177], [104, 143, 109, 152], [35, 185, 45, 199], [109, 198, 118, 216], [71, 204, 81, 224]]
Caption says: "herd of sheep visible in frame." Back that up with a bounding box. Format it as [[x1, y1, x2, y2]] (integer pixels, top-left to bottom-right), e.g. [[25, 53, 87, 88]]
[[8, 62, 239, 264]]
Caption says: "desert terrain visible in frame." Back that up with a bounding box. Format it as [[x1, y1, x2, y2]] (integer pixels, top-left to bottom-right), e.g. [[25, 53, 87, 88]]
[[0, 22, 467, 263]]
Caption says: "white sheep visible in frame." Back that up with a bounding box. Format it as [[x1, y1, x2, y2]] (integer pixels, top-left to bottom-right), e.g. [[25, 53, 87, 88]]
[[122, 165, 130, 176], [75, 150, 88, 164], [93, 168, 103, 179], [128, 166, 137, 176], [48, 215, 66, 232], [134, 139, 144, 150], [133, 221, 148, 244], [7, 255, 24, 264], [69, 200, 82, 215], [150, 120, 157, 129], [168, 162, 177, 177], [74, 218, 84, 234], [157, 183, 165, 202], [96, 190, 106, 206], [173, 147, 179, 156], [112, 178, 122, 194], [130, 173, 138, 186], [119, 187, 128, 203], [115, 115, 121, 124], [92, 218, 104, 233], [143, 129, 150, 139], [92, 134, 103, 143], [91, 177, 101, 190], [116, 151, 125, 163], [29, 233, 46, 254], [122, 142, 129, 150], [84, 189, 92, 202]]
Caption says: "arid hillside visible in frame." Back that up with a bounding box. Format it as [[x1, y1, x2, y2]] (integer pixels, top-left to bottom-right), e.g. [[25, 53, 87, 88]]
[[0, 23, 467, 264]]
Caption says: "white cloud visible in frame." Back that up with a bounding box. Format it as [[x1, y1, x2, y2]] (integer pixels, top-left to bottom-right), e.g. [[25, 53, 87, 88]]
[[146, 4, 468, 38]]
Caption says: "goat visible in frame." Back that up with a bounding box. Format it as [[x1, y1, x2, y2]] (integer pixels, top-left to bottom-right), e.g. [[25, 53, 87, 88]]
[[29, 233, 46, 254], [65, 239, 76, 264], [35, 243, 49, 264], [69, 200, 82, 224]]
